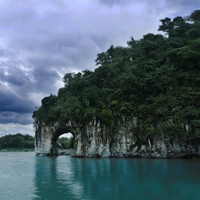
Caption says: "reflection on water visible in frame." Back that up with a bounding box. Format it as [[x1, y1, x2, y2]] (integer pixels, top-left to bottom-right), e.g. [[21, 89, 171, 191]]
[[1, 153, 200, 200], [33, 156, 200, 200]]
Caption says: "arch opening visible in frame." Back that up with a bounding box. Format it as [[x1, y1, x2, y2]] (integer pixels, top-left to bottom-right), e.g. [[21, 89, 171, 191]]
[[51, 127, 75, 156], [57, 133, 74, 150]]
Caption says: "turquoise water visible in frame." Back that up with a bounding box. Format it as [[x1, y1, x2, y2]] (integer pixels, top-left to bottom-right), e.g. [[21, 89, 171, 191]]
[[0, 153, 200, 200]]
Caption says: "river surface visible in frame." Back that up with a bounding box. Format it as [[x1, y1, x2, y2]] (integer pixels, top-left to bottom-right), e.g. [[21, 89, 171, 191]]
[[0, 152, 200, 200]]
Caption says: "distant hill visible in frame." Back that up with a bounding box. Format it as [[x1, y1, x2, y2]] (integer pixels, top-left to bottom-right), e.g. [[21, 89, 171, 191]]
[[0, 133, 34, 149]]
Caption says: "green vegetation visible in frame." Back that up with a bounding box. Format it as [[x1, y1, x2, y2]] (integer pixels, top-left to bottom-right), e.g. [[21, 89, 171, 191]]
[[0, 133, 74, 151], [0, 134, 34, 150], [57, 137, 74, 149], [33, 10, 200, 144]]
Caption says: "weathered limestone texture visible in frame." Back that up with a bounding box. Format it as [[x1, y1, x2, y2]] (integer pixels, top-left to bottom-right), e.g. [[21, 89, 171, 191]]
[[34, 118, 200, 158]]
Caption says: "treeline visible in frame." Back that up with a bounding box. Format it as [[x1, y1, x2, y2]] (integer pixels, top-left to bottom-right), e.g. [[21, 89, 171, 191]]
[[57, 137, 74, 149], [33, 10, 200, 143], [0, 133, 74, 150], [0, 134, 35, 149]]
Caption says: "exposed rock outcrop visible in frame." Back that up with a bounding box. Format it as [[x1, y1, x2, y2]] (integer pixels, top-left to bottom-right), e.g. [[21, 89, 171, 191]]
[[34, 117, 200, 158]]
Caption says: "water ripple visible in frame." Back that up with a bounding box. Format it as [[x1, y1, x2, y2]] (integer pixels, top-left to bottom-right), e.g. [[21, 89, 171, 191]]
[[1, 153, 200, 200]]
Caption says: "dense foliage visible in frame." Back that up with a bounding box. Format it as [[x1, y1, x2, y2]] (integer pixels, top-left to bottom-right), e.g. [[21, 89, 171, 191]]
[[57, 137, 74, 149], [33, 10, 200, 143], [0, 134, 34, 149]]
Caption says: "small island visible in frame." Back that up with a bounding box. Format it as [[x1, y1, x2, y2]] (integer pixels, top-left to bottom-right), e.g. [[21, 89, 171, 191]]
[[33, 10, 200, 158]]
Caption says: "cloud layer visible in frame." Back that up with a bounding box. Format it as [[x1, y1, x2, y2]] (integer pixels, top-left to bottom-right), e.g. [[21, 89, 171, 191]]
[[0, 0, 199, 136]]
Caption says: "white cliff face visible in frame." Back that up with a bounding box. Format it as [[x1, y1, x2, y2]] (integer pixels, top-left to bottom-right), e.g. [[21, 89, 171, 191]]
[[34, 124, 54, 154], [34, 119, 200, 158], [34, 120, 74, 155]]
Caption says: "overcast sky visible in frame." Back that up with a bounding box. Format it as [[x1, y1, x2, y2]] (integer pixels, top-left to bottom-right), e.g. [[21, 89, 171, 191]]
[[0, 0, 199, 137]]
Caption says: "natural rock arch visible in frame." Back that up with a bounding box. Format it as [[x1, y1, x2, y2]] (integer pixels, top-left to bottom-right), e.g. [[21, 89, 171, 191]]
[[34, 120, 75, 156], [34, 118, 111, 157], [51, 128, 74, 155], [34, 117, 200, 158]]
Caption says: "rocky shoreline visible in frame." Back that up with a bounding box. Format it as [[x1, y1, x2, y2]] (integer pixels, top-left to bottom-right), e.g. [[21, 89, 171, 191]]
[[34, 120, 200, 159]]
